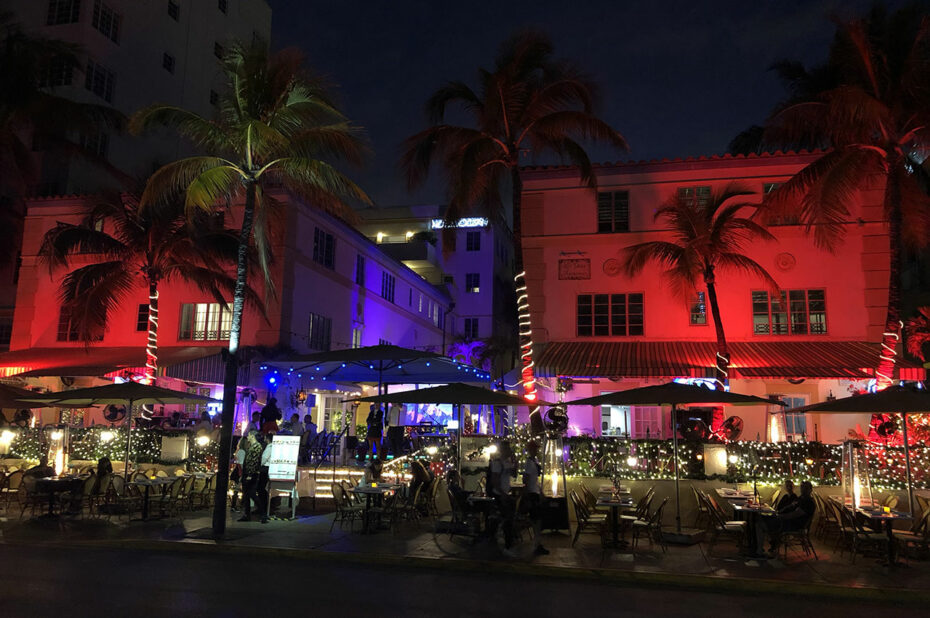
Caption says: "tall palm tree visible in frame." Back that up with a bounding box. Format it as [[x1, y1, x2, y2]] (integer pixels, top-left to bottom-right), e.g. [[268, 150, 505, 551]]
[[1, 12, 123, 264], [130, 42, 368, 534], [764, 5, 930, 387], [622, 184, 779, 386], [403, 31, 628, 404], [39, 192, 251, 391]]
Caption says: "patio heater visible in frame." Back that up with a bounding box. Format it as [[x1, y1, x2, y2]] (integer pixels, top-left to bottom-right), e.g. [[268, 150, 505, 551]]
[[840, 439, 874, 507], [47, 425, 69, 476]]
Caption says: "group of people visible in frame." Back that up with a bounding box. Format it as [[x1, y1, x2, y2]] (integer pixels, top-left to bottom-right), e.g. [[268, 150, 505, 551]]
[[445, 439, 549, 557], [364, 403, 407, 459], [755, 479, 817, 557]]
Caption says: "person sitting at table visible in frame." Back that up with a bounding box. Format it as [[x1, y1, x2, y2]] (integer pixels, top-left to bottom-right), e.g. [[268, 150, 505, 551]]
[[774, 479, 798, 511], [23, 455, 54, 483], [282, 413, 301, 435], [195, 411, 213, 432], [363, 455, 384, 485], [758, 480, 816, 556]]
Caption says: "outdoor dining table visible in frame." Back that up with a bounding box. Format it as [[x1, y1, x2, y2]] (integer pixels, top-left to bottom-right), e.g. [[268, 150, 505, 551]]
[[130, 477, 176, 520], [351, 483, 402, 534], [856, 506, 912, 566], [732, 503, 775, 557], [716, 488, 754, 502], [34, 476, 84, 518], [596, 496, 635, 548]]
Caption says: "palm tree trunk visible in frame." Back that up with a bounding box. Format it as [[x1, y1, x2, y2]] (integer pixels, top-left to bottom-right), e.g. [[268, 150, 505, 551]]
[[213, 181, 256, 536], [876, 173, 903, 389], [704, 269, 730, 388], [142, 280, 159, 418], [511, 167, 538, 403]]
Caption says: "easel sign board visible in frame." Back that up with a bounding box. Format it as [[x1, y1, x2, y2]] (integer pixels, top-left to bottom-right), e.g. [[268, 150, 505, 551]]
[[268, 435, 300, 481]]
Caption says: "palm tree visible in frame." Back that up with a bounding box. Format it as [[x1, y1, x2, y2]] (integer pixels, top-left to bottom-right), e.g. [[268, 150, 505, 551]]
[[1, 12, 123, 264], [39, 192, 250, 390], [764, 5, 930, 387], [403, 31, 628, 404], [622, 184, 779, 386], [130, 42, 368, 534], [905, 306, 930, 363]]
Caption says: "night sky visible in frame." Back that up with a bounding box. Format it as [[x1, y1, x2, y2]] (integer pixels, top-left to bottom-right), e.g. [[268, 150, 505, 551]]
[[268, 0, 895, 207]]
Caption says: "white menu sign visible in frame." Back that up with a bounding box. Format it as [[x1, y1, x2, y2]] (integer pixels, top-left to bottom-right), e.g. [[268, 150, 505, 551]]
[[268, 435, 300, 481]]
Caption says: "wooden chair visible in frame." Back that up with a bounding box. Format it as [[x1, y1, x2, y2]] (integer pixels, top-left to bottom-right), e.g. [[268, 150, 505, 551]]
[[894, 507, 930, 560], [691, 485, 710, 529], [881, 494, 899, 510], [157, 477, 186, 518], [834, 502, 886, 563], [780, 515, 818, 560], [701, 492, 746, 555], [569, 489, 606, 547], [0, 470, 23, 512], [330, 483, 362, 532], [632, 496, 669, 552]]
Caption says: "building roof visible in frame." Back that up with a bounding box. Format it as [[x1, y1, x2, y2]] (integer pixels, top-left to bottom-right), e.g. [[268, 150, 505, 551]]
[[520, 149, 826, 178], [536, 341, 925, 381], [0, 346, 224, 378]]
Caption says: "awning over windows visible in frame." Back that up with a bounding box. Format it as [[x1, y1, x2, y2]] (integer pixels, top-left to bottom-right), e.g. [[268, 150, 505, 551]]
[[0, 346, 224, 379], [536, 341, 925, 381]]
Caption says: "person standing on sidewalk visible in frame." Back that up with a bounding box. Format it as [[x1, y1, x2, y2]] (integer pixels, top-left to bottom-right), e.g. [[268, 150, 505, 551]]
[[386, 403, 405, 458], [488, 440, 517, 555], [258, 434, 272, 523], [522, 441, 549, 556], [366, 404, 383, 459], [238, 432, 264, 522]]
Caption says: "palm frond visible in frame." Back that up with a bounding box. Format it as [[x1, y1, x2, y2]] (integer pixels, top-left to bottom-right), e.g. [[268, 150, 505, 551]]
[[426, 81, 484, 123], [58, 261, 135, 343], [39, 222, 127, 271], [141, 156, 241, 212], [716, 252, 779, 292]]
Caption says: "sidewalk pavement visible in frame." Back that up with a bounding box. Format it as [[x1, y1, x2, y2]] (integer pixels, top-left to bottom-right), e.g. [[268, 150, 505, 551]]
[[2, 509, 928, 605]]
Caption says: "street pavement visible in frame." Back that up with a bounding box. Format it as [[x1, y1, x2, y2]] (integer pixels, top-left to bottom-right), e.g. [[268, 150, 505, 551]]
[[0, 542, 919, 618]]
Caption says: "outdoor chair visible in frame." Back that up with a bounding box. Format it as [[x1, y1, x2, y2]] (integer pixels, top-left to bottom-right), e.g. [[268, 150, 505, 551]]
[[569, 489, 607, 547], [157, 477, 186, 518], [691, 485, 710, 529], [780, 515, 818, 560], [632, 496, 669, 552], [75, 473, 98, 517], [155, 470, 168, 477], [769, 487, 783, 507], [834, 502, 886, 563], [1, 469, 23, 511], [330, 483, 363, 532], [103, 475, 140, 520], [15, 480, 47, 518], [916, 494, 929, 516], [881, 494, 899, 510], [579, 483, 600, 512], [444, 487, 477, 540], [425, 476, 442, 518], [812, 493, 839, 541], [700, 492, 746, 556], [894, 507, 930, 560], [191, 474, 215, 509]]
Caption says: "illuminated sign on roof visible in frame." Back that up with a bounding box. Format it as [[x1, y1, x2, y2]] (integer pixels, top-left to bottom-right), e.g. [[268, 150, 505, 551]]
[[430, 217, 488, 230]]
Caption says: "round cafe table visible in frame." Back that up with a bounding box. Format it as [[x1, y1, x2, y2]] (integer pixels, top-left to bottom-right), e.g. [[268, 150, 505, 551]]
[[596, 496, 634, 548], [351, 484, 401, 533], [34, 476, 83, 518]]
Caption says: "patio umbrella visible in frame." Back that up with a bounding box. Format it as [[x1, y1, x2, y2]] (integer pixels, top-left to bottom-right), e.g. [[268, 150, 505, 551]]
[[19, 382, 219, 476], [567, 382, 784, 534], [350, 383, 551, 475], [790, 384, 930, 515], [262, 344, 492, 394]]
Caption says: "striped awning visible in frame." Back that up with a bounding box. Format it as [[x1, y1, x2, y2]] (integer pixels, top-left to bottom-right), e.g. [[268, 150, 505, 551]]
[[536, 341, 925, 381], [0, 346, 224, 378]]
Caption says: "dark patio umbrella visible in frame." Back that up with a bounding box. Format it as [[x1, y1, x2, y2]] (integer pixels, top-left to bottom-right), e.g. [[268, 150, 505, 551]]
[[349, 382, 553, 406], [262, 344, 492, 393], [567, 382, 784, 533], [790, 384, 930, 514], [20, 382, 219, 476], [350, 383, 550, 475]]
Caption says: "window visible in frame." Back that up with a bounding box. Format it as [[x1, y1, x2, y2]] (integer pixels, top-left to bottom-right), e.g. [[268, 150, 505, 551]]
[[752, 290, 826, 335], [136, 304, 149, 331], [178, 303, 231, 341], [162, 53, 175, 74], [464, 318, 479, 340], [91, 1, 120, 44], [351, 327, 362, 348], [465, 231, 481, 251], [678, 186, 711, 207], [38, 56, 74, 88], [79, 130, 109, 159], [577, 293, 644, 337], [690, 292, 707, 325], [57, 306, 80, 342], [85, 60, 115, 103], [214, 42, 225, 59], [312, 227, 335, 269], [0, 316, 12, 349], [209, 90, 219, 106], [408, 288, 413, 306], [434, 305, 442, 328], [600, 405, 662, 438], [307, 313, 332, 351], [418, 293, 423, 312], [380, 272, 395, 303], [47, 0, 81, 25], [167, 0, 180, 20], [465, 273, 480, 294], [185, 386, 212, 416], [773, 395, 807, 441], [597, 191, 630, 233], [218, 0, 228, 13], [355, 254, 365, 286]]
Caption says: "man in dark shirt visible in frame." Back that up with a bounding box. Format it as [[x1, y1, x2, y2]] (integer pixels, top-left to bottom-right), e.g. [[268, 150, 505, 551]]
[[760, 480, 816, 556], [775, 479, 799, 511]]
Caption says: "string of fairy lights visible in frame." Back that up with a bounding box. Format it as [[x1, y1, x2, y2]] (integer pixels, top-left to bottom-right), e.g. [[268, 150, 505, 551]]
[[1, 425, 926, 490]]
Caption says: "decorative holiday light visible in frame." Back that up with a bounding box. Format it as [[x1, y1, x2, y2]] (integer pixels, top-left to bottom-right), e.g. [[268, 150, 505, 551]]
[[196, 435, 211, 447], [876, 319, 903, 388], [514, 269, 537, 403]]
